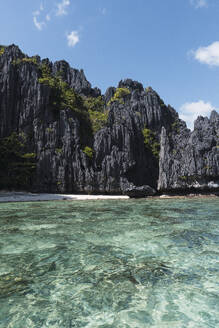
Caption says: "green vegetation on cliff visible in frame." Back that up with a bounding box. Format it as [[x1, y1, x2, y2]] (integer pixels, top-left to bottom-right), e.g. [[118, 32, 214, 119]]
[[0, 47, 5, 56], [0, 133, 36, 189], [84, 96, 108, 133], [84, 96, 104, 112], [107, 88, 131, 106], [38, 64, 108, 141], [39, 64, 87, 117], [88, 110, 108, 133], [83, 146, 94, 158], [142, 128, 160, 158], [12, 56, 38, 65], [171, 121, 180, 133]]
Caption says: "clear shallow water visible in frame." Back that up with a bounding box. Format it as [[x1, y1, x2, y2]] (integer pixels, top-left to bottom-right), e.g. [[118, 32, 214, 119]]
[[0, 199, 219, 328]]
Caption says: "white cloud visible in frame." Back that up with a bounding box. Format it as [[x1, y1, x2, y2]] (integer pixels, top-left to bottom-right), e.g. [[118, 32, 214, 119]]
[[179, 100, 215, 129], [56, 0, 70, 16], [33, 10, 40, 17], [33, 4, 46, 31], [67, 31, 79, 47], [33, 16, 46, 31], [191, 41, 219, 66], [33, 0, 72, 30], [190, 0, 208, 8]]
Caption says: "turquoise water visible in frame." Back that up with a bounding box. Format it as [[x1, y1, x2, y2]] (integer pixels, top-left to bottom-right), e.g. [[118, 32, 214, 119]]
[[0, 199, 219, 328]]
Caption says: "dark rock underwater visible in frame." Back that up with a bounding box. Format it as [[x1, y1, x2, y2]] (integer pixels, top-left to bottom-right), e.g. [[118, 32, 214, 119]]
[[0, 44, 218, 195]]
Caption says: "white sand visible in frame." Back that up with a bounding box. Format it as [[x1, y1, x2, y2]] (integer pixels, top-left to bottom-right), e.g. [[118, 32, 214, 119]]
[[0, 191, 129, 203]]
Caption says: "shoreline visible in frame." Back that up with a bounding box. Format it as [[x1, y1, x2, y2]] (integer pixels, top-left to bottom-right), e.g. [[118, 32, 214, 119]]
[[0, 191, 218, 203], [0, 192, 130, 203], [150, 193, 219, 199]]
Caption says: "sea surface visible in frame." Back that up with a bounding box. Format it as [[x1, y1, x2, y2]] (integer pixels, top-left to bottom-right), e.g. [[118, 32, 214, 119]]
[[0, 198, 219, 328]]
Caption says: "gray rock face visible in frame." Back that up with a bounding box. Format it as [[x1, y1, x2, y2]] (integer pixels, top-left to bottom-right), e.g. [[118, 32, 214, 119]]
[[1, 44, 219, 195], [0, 45, 94, 193], [93, 85, 177, 194], [53, 60, 101, 97], [0, 45, 176, 195], [158, 111, 219, 192]]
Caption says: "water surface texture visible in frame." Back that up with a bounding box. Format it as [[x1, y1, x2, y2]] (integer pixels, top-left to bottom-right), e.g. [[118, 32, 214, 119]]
[[0, 199, 219, 327]]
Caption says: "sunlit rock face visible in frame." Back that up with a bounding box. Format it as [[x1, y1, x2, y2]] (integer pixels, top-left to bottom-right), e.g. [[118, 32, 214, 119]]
[[0, 45, 177, 195], [158, 110, 219, 192], [0, 44, 218, 194], [0, 45, 95, 193]]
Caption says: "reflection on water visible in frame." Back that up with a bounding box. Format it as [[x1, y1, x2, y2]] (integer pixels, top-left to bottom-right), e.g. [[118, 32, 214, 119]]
[[0, 199, 219, 327]]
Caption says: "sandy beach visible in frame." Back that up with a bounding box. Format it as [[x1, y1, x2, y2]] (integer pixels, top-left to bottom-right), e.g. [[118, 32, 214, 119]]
[[0, 191, 218, 203], [0, 191, 130, 203]]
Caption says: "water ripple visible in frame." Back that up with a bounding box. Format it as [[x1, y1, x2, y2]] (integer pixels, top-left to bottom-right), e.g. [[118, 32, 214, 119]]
[[0, 199, 219, 327]]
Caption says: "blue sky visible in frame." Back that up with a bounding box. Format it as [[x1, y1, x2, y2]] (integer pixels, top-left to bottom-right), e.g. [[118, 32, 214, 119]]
[[0, 0, 219, 128]]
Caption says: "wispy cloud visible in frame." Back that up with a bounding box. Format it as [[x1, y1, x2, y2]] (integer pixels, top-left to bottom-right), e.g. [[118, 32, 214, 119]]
[[33, 2, 60, 31], [56, 0, 70, 16], [190, 0, 208, 8], [33, 0, 78, 48], [33, 16, 46, 31], [179, 100, 215, 129], [33, 4, 46, 31], [191, 41, 219, 66], [46, 14, 51, 22], [67, 31, 79, 47]]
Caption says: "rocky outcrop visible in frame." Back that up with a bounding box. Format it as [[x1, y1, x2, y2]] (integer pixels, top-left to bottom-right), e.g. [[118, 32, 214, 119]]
[[53, 60, 101, 97], [93, 82, 177, 194], [125, 184, 156, 198], [158, 111, 219, 192], [0, 45, 95, 193], [0, 44, 219, 195]]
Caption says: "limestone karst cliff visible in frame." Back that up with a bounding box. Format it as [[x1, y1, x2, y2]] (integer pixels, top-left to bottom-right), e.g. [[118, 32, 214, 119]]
[[0, 44, 218, 195], [158, 110, 219, 192]]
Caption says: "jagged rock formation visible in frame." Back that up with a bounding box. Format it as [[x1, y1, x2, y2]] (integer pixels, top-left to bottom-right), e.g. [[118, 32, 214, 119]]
[[93, 83, 177, 194], [0, 44, 218, 195], [158, 111, 219, 192]]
